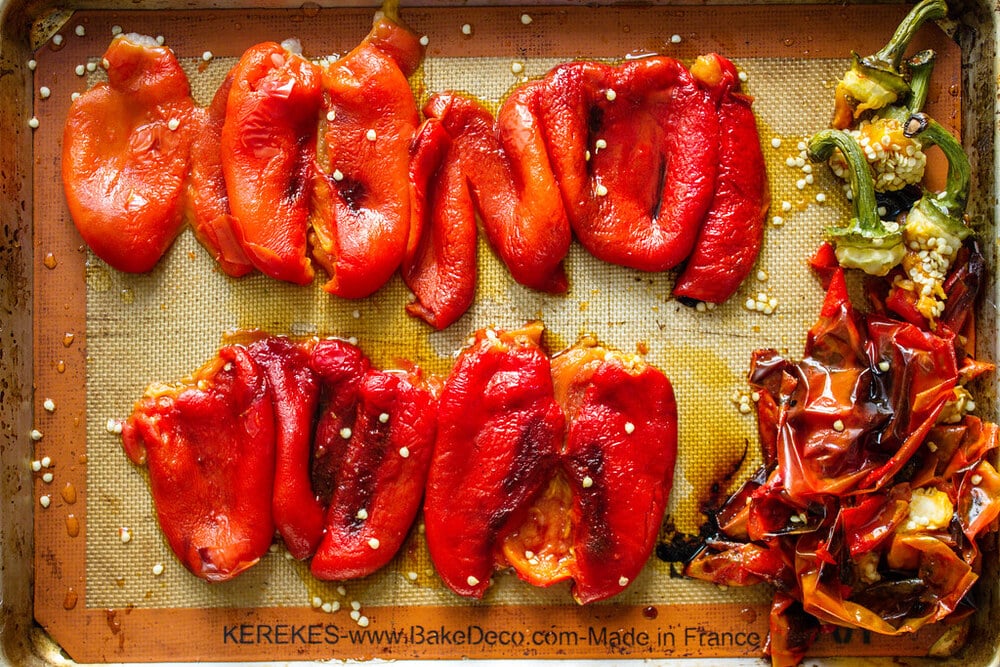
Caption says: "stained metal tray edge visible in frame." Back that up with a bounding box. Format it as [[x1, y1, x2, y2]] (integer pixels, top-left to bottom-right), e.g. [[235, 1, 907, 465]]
[[1, 0, 997, 665]]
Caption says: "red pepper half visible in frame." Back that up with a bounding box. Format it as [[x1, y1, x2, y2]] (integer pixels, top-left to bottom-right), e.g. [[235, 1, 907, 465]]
[[539, 57, 719, 271], [311, 366, 437, 580], [424, 323, 564, 598], [556, 341, 678, 603], [309, 338, 371, 526], [121, 346, 276, 581], [673, 53, 770, 304], [62, 34, 195, 273], [310, 4, 423, 298], [403, 117, 476, 330], [501, 337, 676, 604], [248, 337, 321, 561], [187, 71, 255, 277], [221, 41, 322, 285]]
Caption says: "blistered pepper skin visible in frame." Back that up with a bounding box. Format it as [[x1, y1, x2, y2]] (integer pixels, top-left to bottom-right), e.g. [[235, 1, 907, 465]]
[[311, 368, 437, 580], [403, 117, 477, 330], [539, 58, 719, 272], [187, 72, 255, 277], [311, 13, 423, 298], [674, 54, 770, 303], [62, 35, 195, 273], [248, 337, 322, 561], [121, 346, 276, 582], [424, 324, 565, 598], [221, 42, 322, 285]]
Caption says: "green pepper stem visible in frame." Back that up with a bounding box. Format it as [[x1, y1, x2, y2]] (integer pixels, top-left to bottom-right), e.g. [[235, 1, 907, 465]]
[[809, 129, 881, 233], [872, 0, 947, 70], [906, 50, 936, 113], [904, 112, 970, 212], [380, 0, 400, 23]]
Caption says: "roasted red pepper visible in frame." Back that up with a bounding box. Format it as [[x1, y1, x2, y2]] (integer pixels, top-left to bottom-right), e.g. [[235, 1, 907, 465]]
[[538, 57, 719, 271], [311, 0, 424, 298], [403, 116, 476, 330], [247, 337, 321, 561], [121, 346, 276, 581], [673, 53, 770, 304], [311, 366, 437, 580], [404, 90, 570, 328], [424, 323, 564, 598], [187, 71, 255, 277], [502, 337, 678, 603], [62, 34, 195, 273], [221, 41, 322, 285]]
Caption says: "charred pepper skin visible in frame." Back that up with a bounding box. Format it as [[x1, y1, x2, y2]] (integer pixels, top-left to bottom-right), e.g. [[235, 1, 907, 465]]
[[424, 324, 565, 598], [311, 367, 437, 580], [311, 5, 424, 299], [674, 53, 770, 304], [62, 34, 195, 274], [403, 117, 477, 330], [221, 42, 322, 285], [248, 337, 322, 561], [187, 71, 256, 278], [121, 346, 276, 582], [539, 57, 719, 272]]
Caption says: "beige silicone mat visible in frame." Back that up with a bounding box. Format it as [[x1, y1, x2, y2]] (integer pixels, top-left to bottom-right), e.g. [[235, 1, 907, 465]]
[[29, 4, 974, 663]]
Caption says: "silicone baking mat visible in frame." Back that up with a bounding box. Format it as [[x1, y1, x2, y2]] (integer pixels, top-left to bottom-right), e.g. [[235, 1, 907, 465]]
[[30, 4, 964, 662]]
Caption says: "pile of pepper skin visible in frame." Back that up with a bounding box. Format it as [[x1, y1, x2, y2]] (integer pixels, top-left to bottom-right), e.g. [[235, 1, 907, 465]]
[[122, 323, 678, 605], [61, 0, 769, 330], [684, 1, 1000, 665]]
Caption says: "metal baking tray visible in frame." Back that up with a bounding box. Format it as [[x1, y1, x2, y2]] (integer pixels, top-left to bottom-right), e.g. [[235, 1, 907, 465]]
[[1, 0, 997, 664]]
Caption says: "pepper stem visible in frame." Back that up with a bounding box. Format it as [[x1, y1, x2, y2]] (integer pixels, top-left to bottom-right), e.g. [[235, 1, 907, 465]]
[[903, 112, 970, 213], [872, 0, 947, 70], [905, 50, 936, 113], [379, 0, 400, 23], [808, 130, 881, 232]]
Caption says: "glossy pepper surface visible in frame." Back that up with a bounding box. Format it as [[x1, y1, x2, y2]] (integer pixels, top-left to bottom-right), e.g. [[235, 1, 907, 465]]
[[311, 0, 424, 298], [187, 71, 255, 277], [121, 346, 276, 581], [403, 116, 476, 330], [311, 366, 437, 580], [62, 34, 195, 273], [538, 57, 719, 271], [221, 41, 322, 285], [673, 53, 770, 304], [502, 337, 678, 604], [424, 323, 564, 598], [248, 337, 321, 561]]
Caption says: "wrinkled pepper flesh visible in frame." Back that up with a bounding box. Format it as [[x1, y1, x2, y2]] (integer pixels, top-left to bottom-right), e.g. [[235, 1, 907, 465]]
[[121, 346, 276, 582], [311, 2, 424, 298], [674, 53, 770, 304], [62, 34, 195, 273]]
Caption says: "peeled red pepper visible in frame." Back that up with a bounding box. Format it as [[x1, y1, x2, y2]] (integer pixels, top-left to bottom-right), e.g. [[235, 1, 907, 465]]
[[221, 41, 322, 285], [403, 90, 569, 328], [247, 337, 321, 561], [308, 338, 370, 538], [403, 117, 477, 330], [311, 0, 424, 298], [673, 53, 770, 304], [538, 57, 719, 271], [424, 323, 564, 598], [501, 337, 678, 603], [121, 346, 276, 581], [187, 72, 255, 277], [62, 34, 195, 273], [311, 366, 437, 580]]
